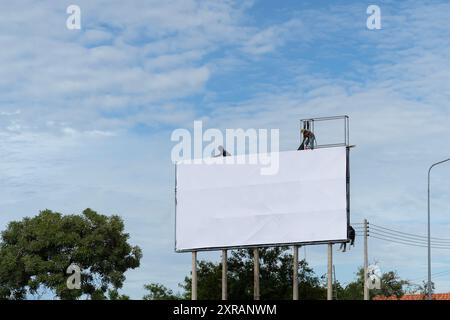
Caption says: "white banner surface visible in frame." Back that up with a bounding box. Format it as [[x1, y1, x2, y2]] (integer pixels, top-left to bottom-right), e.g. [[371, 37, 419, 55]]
[[176, 147, 348, 251]]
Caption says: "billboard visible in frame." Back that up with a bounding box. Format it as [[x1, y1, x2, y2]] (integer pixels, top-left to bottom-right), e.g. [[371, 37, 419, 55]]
[[175, 147, 349, 252]]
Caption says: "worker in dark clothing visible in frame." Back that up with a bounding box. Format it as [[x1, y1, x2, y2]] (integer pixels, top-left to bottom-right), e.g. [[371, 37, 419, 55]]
[[298, 128, 316, 150], [340, 225, 355, 252], [214, 145, 231, 157]]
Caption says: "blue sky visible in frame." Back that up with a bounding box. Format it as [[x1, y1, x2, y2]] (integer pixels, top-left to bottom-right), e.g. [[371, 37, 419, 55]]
[[1, 0, 450, 298]]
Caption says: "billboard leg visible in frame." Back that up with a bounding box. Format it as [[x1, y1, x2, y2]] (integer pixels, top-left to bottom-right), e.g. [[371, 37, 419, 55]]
[[253, 248, 260, 300], [222, 249, 227, 300], [293, 245, 299, 300], [327, 243, 333, 300], [192, 251, 197, 300]]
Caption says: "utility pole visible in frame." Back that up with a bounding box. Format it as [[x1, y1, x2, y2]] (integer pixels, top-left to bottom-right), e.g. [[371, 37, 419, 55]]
[[293, 245, 299, 300], [192, 251, 197, 300], [222, 249, 227, 300], [363, 219, 369, 300], [327, 243, 333, 300], [253, 248, 260, 300]]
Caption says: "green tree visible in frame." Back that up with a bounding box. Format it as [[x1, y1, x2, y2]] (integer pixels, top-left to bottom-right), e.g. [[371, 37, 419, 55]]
[[143, 283, 182, 300], [337, 267, 365, 300], [338, 267, 410, 300], [411, 281, 435, 300], [373, 271, 410, 299], [108, 289, 130, 300], [0, 209, 142, 300]]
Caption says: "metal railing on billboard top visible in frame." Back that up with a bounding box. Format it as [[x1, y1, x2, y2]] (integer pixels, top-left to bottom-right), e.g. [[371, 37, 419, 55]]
[[300, 115, 350, 149]]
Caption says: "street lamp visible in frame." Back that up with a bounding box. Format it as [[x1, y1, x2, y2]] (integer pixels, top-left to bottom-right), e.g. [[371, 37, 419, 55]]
[[427, 158, 450, 300]]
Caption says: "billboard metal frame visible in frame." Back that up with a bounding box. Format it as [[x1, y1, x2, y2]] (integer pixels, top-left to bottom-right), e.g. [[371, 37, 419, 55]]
[[174, 146, 352, 253], [300, 115, 350, 149], [174, 115, 352, 302]]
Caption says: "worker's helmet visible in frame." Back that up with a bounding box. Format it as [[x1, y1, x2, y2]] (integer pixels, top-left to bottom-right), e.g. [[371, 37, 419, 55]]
[[300, 129, 305, 133]]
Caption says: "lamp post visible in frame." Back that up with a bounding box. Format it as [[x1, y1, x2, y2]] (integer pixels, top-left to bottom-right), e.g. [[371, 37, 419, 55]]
[[427, 158, 450, 300]]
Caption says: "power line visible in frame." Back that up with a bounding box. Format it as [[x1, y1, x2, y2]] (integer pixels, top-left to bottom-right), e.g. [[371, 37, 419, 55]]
[[370, 227, 450, 245], [432, 269, 450, 277], [356, 231, 450, 248], [354, 222, 450, 242], [368, 231, 450, 247], [353, 222, 450, 247], [355, 227, 450, 248], [369, 235, 429, 248], [371, 223, 450, 242], [369, 235, 450, 249], [370, 225, 434, 241], [409, 269, 450, 283]]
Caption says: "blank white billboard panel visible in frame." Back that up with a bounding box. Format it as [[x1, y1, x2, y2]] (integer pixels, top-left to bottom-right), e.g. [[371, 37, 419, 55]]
[[175, 147, 348, 251]]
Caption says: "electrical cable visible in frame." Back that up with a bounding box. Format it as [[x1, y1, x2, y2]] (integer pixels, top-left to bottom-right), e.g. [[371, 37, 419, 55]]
[[369, 235, 450, 249], [371, 223, 450, 242]]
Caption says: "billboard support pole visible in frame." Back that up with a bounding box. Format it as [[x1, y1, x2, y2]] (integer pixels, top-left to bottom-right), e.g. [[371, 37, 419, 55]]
[[222, 249, 228, 300], [253, 248, 260, 300], [327, 243, 333, 300], [333, 265, 337, 300], [293, 245, 299, 300], [192, 251, 197, 300]]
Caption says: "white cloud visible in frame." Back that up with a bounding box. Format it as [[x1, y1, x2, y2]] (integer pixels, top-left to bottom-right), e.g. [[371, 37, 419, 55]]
[[242, 19, 303, 55], [0, 0, 255, 136]]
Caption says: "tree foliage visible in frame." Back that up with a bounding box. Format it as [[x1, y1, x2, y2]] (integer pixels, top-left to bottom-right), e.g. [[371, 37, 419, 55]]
[[373, 270, 410, 299], [0, 209, 142, 300], [143, 283, 181, 300], [335, 267, 410, 300]]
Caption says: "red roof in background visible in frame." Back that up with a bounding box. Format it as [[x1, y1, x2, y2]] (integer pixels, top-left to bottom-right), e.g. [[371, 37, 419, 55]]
[[374, 293, 450, 300]]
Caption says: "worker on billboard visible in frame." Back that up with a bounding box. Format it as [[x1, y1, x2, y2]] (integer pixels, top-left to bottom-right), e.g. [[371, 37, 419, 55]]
[[214, 145, 231, 157], [339, 225, 355, 252], [298, 128, 316, 150]]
